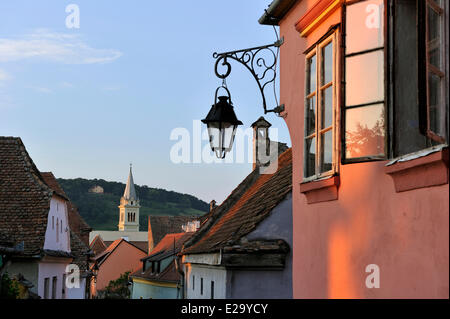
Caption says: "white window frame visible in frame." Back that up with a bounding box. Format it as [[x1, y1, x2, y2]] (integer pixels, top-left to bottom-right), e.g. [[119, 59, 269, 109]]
[[303, 31, 339, 182]]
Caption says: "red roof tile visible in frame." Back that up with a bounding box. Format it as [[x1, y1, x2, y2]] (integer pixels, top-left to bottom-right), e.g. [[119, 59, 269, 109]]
[[0, 137, 54, 256], [90, 235, 107, 255], [148, 215, 201, 251]]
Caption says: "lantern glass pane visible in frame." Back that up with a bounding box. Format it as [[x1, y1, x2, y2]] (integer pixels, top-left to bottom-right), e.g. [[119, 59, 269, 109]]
[[223, 123, 237, 151], [207, 122, 221, 150]]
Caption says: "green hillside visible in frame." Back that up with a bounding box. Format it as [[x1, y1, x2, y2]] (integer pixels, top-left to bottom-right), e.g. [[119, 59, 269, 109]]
[[57, 178, 208, 231]]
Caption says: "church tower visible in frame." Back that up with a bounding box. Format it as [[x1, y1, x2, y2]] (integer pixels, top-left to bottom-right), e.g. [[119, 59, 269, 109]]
[[118, 165, 140, 232]]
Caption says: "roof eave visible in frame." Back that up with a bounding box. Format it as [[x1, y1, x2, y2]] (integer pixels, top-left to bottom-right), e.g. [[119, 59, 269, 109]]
[[258, 0, 299, 25]]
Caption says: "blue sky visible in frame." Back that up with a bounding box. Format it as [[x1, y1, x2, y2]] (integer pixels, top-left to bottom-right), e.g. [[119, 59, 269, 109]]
[[0, 1, 291, 203]]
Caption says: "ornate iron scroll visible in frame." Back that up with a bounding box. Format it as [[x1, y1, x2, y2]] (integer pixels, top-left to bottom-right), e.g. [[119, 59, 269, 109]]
[[212, 37, 285, 114]]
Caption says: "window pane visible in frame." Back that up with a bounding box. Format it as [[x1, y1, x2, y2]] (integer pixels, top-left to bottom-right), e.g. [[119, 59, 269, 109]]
[[345, 104, 385, 158], [305, 96, 316, 136], [321, 42, 333, 85], [346, 50, 384, 106], [320, 131, 333, 173], [321, 86, 333, 129], [304, 137, 316, 178], [346, 0, 384, 54], [428, 72, 443, 135], [307, 55, 316, 94], [427, 5, 441, 43]]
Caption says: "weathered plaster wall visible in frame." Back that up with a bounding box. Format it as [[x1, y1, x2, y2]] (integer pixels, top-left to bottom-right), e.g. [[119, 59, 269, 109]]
[[38, 262, 70, 299], [44, 197, 70, 252], [279, 0, 449, 298], [184, 264, 226, 299]]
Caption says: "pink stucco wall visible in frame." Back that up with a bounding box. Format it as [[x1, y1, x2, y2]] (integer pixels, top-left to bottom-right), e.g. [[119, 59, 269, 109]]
[[93, 241, 146, 293], [279, 0, 449, 298]]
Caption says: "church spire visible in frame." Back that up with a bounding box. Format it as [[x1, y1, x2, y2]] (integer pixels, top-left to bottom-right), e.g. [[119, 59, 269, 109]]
[[118, 164, 140, 232], [123, 164, 137, 200]]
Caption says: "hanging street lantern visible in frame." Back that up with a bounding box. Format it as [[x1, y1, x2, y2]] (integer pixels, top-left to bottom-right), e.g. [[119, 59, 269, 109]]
[[202, 34, 284, 159], [202, 86, 243, 159]]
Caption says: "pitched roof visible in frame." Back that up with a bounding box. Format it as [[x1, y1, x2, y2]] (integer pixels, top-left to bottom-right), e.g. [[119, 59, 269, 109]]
[[144, 232, 193, 262], [148, 215, 201, 250], [90, 235, 107, 255], [93, 238, 147, 267], [182, 148, 292, 255], [131, 259, 180, 284], [104, 240, 147, 253], [70, 231, 91, 272], [40, 172, 69, 201], [0, 137, 54, 256], [123, 166, 137, 200], [131, 232, 193, 283]]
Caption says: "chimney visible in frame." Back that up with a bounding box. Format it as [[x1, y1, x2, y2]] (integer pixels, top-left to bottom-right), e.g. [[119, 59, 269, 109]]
[[251, 116, 272, 170], [210, 200, 217, 212]]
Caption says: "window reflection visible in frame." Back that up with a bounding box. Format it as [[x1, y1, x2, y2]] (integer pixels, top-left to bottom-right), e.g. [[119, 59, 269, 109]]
[[345, 104, 385, 158], [346, 0, 384, 54], [307, 55, 316, 94], [320, 131, 333, 172], [321, 42, 333, 85], [304, 137, 316, 178], [321, 86, 332, 129], [346, 50, 384, 106], [305, 96, 316, 136]]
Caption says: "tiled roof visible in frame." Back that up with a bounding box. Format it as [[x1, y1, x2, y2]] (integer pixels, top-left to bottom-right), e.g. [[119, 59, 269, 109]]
[[70, 231, 90, 272], [0, 137, 54, 256], [131, 259, 180, 284], [143, 232, 193, 262], [90, 235, 107, 255], [182, 148, 292, 255], [131, 232, 193, 284], [104, 240, 148, 253], [40, 172, 68, 200], [148, 216, 201, 250]]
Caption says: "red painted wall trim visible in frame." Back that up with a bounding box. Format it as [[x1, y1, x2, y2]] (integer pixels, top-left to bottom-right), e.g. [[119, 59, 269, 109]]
[[300, 175, 340, 204], [385, 148, 449, 192], [295, 0, 338, 34]]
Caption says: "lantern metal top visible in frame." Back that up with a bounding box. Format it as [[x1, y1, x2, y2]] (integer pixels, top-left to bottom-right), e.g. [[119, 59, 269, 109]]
[[201, 95, 243, 126]]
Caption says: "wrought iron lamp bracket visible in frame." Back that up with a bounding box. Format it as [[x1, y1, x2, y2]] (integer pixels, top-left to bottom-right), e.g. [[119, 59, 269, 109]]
[[213, 37, 285, 114]]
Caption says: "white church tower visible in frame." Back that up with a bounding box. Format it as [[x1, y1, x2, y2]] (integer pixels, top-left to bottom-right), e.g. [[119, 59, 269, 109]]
[[118, 165, 141, 232]]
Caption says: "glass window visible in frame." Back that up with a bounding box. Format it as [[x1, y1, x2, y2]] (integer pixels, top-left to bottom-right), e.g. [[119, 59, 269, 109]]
[[52, 276, 57, 299], [201, 278, 203, 295], [44, 278, 50, 299], [344, 0, 386, 161], [425, 0, 447, 143], [303, 32, 337, 180], [346, 0, 384, 54], [345, 50, 384, 106]]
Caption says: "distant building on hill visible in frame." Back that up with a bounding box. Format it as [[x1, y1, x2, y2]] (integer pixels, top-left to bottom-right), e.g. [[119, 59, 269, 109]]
[[88, 185, 104, 194]]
